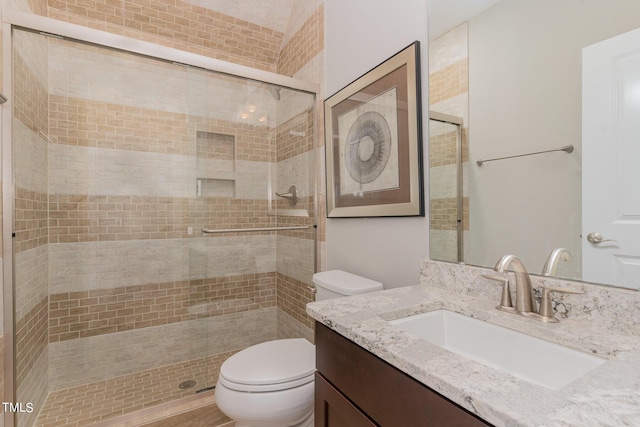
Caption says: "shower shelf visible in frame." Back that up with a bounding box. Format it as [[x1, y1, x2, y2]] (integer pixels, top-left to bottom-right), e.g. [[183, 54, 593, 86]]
[[196, 177, 235, 198], [196, 171, 237, 180]]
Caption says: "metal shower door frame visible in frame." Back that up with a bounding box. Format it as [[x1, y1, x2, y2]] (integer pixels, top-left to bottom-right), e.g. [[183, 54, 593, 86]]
[[1, 11, 320, 426], [429, 110, 464, 263]]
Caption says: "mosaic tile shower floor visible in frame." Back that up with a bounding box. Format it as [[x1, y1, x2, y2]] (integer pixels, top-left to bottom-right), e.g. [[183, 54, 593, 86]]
[[34, 351, 235, 427]]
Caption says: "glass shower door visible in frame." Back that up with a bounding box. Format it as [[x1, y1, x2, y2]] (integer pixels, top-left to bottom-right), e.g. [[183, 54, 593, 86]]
[[12, 28, 50, 427], [183, 67, 280, 393], [183, 66, 318, 392], [11, 28, 209, 426], [10, 25, 316, 427], [429, 114, 465, 263]]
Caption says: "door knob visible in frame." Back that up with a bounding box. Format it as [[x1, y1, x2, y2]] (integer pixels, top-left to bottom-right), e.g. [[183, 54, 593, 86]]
[[586, 232, 617, 244]]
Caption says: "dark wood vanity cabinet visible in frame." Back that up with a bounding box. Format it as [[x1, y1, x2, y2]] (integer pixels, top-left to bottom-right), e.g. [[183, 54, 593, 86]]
[[315, 322, 492, 427]]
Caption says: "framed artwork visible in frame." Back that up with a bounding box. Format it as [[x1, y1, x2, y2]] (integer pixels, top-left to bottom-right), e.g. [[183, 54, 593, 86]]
[[324, 41, 424, 218]]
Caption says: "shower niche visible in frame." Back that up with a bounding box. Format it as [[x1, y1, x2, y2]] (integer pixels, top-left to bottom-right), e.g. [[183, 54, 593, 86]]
[[196, 130, 237, 198]]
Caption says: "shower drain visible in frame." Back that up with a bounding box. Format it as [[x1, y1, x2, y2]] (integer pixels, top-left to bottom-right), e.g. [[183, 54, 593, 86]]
[[178, 380, 197, 390]]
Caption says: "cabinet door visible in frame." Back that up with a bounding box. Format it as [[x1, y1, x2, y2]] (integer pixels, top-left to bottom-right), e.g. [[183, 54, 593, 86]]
[[316, 323, 492, 427], [315, 372, 378, 427]]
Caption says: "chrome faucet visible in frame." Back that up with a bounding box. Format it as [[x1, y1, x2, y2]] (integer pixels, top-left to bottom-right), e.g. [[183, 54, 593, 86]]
[[541, 248, 573, 276], [494, 255, 536, 315]]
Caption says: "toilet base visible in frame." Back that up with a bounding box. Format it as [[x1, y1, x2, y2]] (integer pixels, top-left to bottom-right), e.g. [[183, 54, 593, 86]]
[[215, 378, 314, 427]]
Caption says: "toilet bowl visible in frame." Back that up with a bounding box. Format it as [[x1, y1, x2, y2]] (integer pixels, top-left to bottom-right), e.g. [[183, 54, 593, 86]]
[[215, 339, 315, 427], [215, 270, 383, 427]]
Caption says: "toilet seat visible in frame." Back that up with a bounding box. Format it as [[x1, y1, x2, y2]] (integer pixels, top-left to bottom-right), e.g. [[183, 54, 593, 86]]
[[219, 338, 315, 393], [218, 371, 315, 393]]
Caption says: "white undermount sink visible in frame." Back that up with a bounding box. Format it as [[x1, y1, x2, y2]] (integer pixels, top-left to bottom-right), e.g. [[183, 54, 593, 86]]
[[389, 310, 605, 389]]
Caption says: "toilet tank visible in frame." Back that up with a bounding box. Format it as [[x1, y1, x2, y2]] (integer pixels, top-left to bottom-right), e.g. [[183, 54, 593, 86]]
[[312, 270, 383, 301]]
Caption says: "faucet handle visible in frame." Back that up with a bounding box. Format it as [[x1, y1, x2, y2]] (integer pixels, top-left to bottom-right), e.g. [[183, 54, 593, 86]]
[[482, 274, 515, 313], [538, 285, 583, 322]]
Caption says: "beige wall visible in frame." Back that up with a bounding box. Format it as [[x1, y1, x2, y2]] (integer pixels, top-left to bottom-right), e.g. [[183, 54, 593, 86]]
[[324, 0, 429, 289], [467, 0, 640, 274]]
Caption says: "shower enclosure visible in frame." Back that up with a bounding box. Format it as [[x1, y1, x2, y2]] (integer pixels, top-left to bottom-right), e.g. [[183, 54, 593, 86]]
[[428, 112, 465, 263], [5, 18, 317, 427]]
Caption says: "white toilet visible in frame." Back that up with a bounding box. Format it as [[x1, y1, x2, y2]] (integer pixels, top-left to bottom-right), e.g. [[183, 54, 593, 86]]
[[215, 270, 383, 427]]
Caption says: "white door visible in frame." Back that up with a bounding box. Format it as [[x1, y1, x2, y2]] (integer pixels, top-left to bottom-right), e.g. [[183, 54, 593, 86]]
[[582, 27, 640, 289]]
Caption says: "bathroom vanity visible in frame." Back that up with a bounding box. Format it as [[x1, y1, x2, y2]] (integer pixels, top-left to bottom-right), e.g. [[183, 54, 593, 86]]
[[307, 261, 640, 427], [315, 322, 490, 426]]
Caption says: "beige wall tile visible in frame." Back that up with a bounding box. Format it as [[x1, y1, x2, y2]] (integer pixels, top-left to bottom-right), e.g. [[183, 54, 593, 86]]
[[277, 4, 323, 77], [49, 272, 277, 342], [12, 30, 51, 419], [47, 0, 285, 71], [16, 347, 48, 427], [276, 272, 315, 331], [49, 307, 276, 389]]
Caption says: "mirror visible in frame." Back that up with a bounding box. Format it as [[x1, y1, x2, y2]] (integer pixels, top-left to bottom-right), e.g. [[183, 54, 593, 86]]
[[428, 0, 640, 289]]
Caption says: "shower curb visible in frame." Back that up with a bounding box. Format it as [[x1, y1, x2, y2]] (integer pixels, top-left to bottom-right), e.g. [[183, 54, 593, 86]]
[[90, 390, 216, 427]]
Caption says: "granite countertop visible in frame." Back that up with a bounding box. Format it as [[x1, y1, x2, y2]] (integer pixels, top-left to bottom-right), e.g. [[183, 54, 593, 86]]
[[306, 284, 640, 427]]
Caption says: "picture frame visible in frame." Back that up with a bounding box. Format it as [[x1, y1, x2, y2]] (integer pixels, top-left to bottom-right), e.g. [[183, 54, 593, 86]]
[[324, 41, 424, 218]]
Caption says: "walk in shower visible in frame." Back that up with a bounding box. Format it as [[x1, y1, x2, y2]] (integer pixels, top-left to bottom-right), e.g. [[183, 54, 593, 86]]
[[6, 19, 317, 427], [428, 112, 466, 263]]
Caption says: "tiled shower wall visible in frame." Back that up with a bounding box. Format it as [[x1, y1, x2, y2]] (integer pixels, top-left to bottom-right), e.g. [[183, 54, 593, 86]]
[[45, 0, 291, 72], [274, 107, 316, 341], [274, 0, 324, 341], [279, 0, 326, 277], [7, 0, 324, 425], [42, 35, 309, 392], [428, 23, 470, 263], [13, 30, 51, 427], [4, 1, 324, 424]]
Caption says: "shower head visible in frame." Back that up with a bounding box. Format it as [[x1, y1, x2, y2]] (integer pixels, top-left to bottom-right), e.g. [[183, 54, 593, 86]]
[[266, 85, 281, 100]]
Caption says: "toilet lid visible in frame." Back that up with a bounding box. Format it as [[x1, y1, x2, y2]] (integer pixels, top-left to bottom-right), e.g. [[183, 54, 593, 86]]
[[220, 339, 315, 388], [313, 270, 383, 295]]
